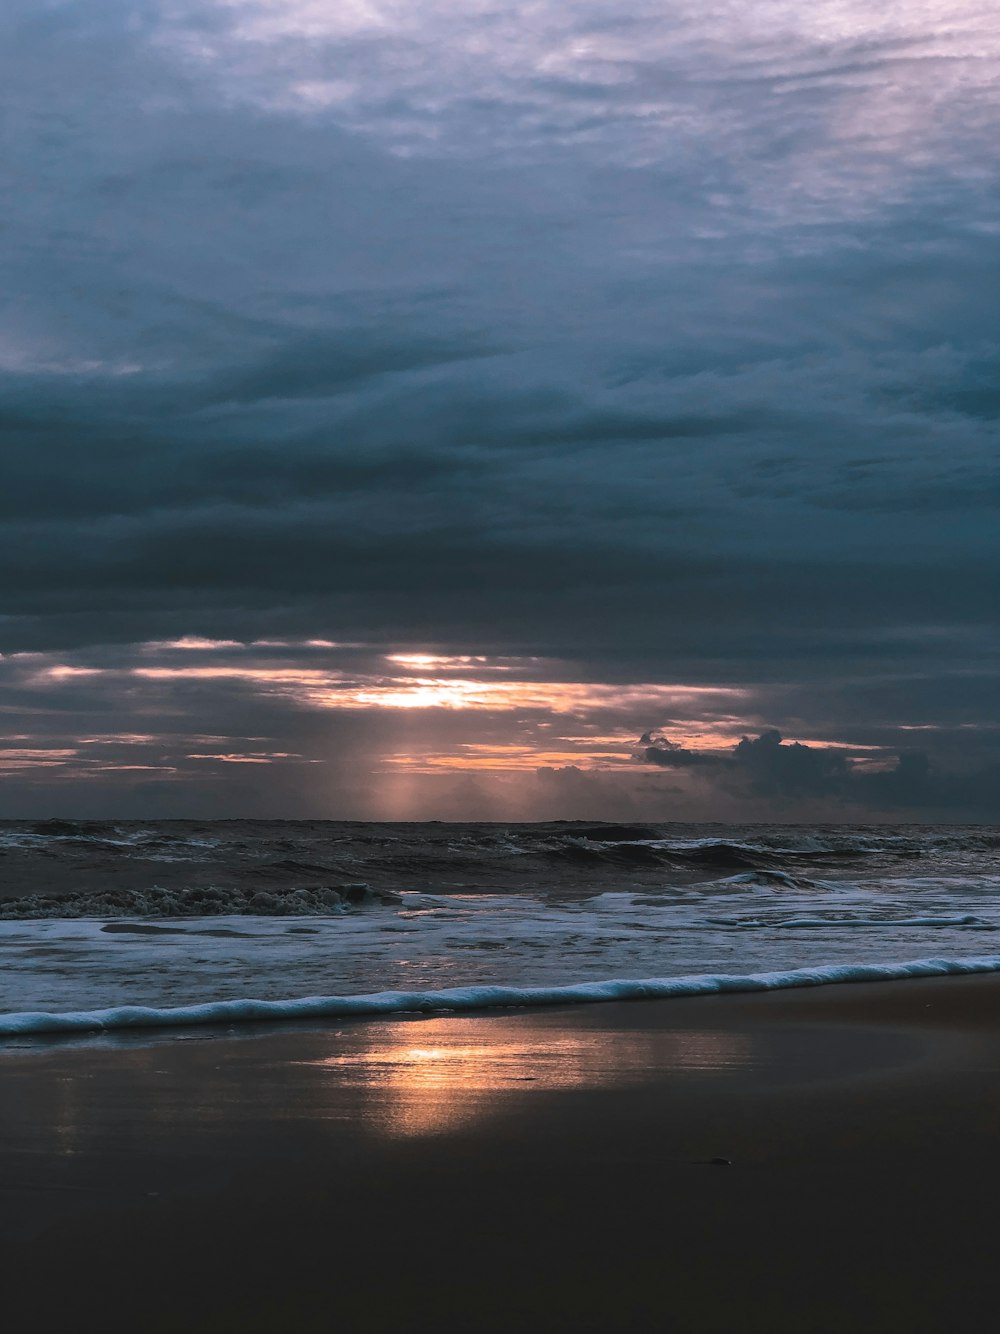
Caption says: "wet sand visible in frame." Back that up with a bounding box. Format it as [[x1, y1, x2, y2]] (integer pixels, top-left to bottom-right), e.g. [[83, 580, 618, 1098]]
[[3, 974, 1000, 1332]]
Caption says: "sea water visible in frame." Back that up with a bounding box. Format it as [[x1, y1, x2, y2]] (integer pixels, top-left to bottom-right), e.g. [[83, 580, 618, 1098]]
[[0, 820, 998, 1035]]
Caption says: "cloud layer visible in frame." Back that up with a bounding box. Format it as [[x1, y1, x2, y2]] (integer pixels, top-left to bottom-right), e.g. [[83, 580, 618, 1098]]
[[0, 1, 997, 817]]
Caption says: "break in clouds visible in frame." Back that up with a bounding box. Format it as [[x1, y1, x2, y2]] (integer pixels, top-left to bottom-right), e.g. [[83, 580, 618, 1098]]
[[0, 1, 998, 819]]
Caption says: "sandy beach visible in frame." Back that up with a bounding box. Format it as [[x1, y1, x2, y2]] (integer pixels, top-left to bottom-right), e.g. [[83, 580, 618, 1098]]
[[2, 974, 999, 1331]]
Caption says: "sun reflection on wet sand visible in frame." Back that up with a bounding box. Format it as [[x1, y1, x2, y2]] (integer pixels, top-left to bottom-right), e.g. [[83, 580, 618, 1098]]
[[297, 1018, 754, 1138]]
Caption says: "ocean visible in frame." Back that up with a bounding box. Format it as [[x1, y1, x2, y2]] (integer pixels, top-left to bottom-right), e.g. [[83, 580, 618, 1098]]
[[1, 819, 999, 1037]]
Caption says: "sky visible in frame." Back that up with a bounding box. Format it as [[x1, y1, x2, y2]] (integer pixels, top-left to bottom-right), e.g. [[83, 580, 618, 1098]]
[[1, 0, 998, 821]]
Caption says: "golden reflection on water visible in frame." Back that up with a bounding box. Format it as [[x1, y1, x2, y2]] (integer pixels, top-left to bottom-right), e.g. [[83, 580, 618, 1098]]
[[297, 1018, 754, 1138]]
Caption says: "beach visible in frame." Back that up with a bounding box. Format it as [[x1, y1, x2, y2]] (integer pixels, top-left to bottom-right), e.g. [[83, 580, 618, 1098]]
[[4, 973, 1000, 1332]]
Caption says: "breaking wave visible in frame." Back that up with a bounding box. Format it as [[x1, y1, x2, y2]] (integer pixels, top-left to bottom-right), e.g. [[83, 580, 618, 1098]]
[[5, 954, 1000, 1037], [0, 882, 395, 919]]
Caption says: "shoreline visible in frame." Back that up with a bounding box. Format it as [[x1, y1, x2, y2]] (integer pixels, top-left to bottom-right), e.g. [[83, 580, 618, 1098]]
[[5, 948, 1000, 1038], [5, 972, 1000, 1330]]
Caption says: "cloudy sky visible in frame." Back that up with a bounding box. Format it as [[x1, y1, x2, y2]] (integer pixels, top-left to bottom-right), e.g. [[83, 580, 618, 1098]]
[[1, 0, 998, 820]]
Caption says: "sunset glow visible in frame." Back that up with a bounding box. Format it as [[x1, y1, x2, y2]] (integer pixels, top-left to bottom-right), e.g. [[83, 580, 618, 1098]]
[[0, 634, 937, 812], [61, 646, 754, 717], [301, 1018, 754, 1138]]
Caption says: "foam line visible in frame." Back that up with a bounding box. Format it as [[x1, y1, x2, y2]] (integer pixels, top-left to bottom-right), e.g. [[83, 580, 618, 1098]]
[[4, 954, 1000, 1037], [751, 915, 987, 930]]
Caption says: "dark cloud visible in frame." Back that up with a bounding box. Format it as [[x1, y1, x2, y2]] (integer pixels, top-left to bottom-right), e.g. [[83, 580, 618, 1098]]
[[641, 729, 1000, 817], [637, 733, 719, 768]]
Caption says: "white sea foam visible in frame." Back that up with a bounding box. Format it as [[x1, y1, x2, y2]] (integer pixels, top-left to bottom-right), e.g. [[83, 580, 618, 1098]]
[[4, 878, 1000, 1021], [4, 954, 1000, 1037], [717, 914, 989, 930]]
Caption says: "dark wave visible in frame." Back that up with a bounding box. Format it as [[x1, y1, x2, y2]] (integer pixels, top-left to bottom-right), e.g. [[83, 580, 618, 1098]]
[[0, 818, 993, 909], [662, 842, 766, 870], [563, 824, 663, 842], [252, 858, 355, 878], [28, 819, 122, 839], [542, 840, 672, 869]]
